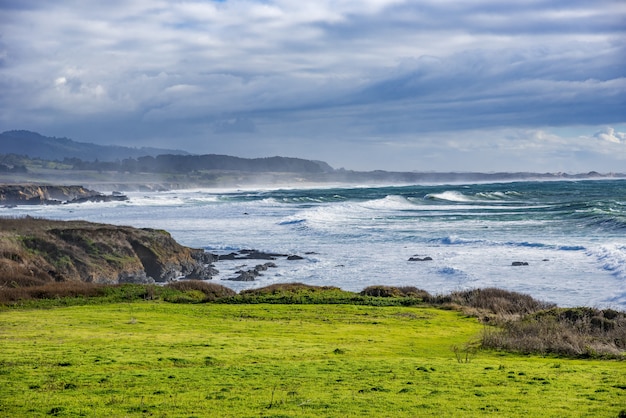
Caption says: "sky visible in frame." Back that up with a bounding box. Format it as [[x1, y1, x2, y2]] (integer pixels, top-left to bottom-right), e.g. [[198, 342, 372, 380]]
[[1, 0, 625, 172]]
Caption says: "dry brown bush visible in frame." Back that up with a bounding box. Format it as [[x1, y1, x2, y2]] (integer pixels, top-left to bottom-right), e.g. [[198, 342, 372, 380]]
[[482, 307, 626, 358], [0, 273, 48, 287], [165, 280, 236, 300], [441, 288, 555, 318], [360, 285, 403, 297], [0, 281, 106, 303], [396, 286, 432, 299]]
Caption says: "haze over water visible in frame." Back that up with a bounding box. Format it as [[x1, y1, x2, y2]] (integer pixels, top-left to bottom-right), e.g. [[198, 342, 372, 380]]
[[5, 179, 626, 310]]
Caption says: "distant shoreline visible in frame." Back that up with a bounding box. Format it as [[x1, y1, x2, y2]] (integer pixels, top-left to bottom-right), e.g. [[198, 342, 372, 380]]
[[2, 170, 626, 194]]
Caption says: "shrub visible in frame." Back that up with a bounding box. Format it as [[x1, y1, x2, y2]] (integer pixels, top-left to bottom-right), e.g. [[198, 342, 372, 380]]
[[360, 286, 403, 297], [443, 288, 555, 317], [229, 283, 361, 304], [360, 285, 431, 299], [396, 286, 432, 299], [240, 282, 341, 296], [165, 280, 236, 301], [0, 281, 106, 304], [481, 307, 626, 358], [0, 274, 48, 288], [163, 289, 207, 303]]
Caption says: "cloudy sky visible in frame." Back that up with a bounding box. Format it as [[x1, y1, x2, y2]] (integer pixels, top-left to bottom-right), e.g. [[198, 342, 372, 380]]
[[1, 0, 625, 172]]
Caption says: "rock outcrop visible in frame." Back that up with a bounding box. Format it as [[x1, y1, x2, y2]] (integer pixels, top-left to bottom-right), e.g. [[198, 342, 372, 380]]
[[0, 184, 127, 206], [409, 256, 433, 261], [227, 262, 277, 281], [0, 217, 216, 285]]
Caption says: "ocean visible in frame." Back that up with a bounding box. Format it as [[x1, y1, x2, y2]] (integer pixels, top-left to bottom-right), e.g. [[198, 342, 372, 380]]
[[4, 179, 625, 309]]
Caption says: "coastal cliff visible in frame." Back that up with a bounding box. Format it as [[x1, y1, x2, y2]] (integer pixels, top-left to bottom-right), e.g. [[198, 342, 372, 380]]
[[0, 217, 216, 286], [0, 184, 127, 205]]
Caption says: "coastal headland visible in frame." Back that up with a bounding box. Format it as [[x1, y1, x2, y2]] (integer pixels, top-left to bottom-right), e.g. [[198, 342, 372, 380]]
[[0, 184, 128, 206], [0, 217, 215, 285]]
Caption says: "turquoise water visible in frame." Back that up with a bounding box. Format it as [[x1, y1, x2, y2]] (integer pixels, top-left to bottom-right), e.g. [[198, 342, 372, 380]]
[[5, 179, 625, 308]]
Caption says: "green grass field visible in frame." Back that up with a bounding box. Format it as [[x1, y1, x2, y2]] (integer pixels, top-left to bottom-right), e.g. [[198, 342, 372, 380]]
[[1, 301, 625, 417]]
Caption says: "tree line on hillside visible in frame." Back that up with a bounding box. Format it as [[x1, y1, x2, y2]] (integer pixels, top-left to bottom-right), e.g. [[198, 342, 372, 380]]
[[65, 154, 332, 174]]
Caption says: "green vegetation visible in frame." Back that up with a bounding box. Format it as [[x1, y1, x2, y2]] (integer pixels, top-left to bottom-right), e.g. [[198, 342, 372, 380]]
[[1, 298, 625, 417], [2, 282, 625, 359], [0, 282, 625, 416]]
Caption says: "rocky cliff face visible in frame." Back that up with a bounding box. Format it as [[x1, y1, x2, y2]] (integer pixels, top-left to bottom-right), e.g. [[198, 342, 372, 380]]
[[0, 184, 127, 205], [0, 218, 216, 285]]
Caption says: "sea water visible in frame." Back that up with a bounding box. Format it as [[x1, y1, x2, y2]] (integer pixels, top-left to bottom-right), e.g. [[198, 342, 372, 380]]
[[3, 179, 625, 309]]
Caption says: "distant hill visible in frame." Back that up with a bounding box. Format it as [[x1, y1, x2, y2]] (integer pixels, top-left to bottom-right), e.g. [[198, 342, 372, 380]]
[[0, 130, 334, 174], [117, 154, 335, 174], [0, 130, 191, 161]]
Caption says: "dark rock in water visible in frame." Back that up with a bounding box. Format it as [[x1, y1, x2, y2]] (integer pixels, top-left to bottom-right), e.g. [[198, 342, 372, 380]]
[[287, 255, 304, 260], [192, 251, 218, 264], [227, 262, 278, 281], [254, 262, 277, 272], [184, 264, 219, 280], [218, 249, 288, 260], [65, 194, 128, 204], [409, 256, 433, 261], [218, 252, 240, 260], [243, 251, 278, 260], [228, 270, 258, 281], [240, 250, 287, 260], [512, 261, 529, 266]]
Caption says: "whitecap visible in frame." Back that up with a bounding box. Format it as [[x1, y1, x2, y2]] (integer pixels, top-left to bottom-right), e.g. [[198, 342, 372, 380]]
[[359, 195, 418, 211], [425, 191, 473, 202], [587, 244, 626, 280]]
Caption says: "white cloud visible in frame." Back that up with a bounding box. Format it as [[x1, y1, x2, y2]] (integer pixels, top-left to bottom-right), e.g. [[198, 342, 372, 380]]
[[594, 127, 626, 144]]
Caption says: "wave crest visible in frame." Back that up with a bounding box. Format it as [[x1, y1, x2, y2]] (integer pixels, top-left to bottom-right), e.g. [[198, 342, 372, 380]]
[[425, 191, 473, 202]]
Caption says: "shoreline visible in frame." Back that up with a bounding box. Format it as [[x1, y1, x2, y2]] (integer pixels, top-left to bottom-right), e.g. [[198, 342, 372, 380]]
[[0, 215, 622, 312], [2, 180, 625, 311], [3, 169, 626, 194]]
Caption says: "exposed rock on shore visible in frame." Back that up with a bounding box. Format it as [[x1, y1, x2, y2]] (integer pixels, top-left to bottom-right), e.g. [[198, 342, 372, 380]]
[[0, 217, 216, 285], [218, 250, 285, 260], [228, 262, 277, 281], [217, 249, 303, 261], [215, 249, 304, 281], [0, 184, 127, 206]]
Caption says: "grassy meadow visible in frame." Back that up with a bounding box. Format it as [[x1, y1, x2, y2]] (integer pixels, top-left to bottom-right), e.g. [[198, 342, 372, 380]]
[[1, 298, 625, 417]]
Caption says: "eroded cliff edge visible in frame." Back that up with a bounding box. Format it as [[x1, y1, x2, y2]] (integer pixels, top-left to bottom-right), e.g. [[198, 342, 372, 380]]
[[0, 217, 216, 286], [0, 184, 127, 205]]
